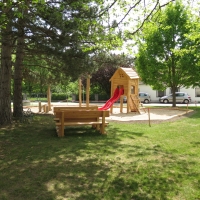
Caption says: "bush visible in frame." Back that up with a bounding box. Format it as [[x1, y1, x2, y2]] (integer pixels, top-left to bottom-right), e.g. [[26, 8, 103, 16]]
[[51, 93, 67, 100], [89, 93, 110, 101]]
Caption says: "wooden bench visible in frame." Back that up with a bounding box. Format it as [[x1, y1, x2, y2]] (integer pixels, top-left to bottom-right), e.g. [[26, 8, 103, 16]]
[[53, 106, 98, 121], [55, 110, 109, 137], [53, 105, 98, 113]]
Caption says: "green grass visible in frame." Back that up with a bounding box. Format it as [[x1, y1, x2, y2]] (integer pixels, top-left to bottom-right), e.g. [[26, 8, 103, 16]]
[[28, 97, 47, 102], [0, 107, 200, 200]]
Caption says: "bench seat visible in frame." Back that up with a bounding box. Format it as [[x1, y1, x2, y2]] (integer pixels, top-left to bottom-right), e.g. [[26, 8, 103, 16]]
[[54, 110, 109, 137], [56, 121, 109, 126]]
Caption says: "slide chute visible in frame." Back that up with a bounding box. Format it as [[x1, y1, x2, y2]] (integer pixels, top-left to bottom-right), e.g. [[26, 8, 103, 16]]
[[98, 88, 124, 110]]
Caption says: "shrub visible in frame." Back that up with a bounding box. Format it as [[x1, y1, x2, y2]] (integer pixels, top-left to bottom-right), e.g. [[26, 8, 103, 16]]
[[51, 93, 67, 100]]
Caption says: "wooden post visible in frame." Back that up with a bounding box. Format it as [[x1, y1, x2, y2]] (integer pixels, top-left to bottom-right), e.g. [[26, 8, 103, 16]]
[[79, 79, 82, 107], [61, 111, 64, 137], [148, 108, 151, 127], [120, 96, 123, 113], [42, 104, 48, 113], [127, 80, 131, 113], [110, 83, 114, 114], [47, 85, 51, 111], [86, 75, 90, 107], [38, 101, 41, 112], [45, 105, 49, 113], [42, 104, 45, 112], [101, 111, 106, 134]]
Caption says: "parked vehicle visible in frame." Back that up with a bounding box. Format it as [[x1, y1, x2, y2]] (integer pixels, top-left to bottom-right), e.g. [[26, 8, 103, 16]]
[[123, 92, 151, 103], [123, 96, 127, 103], [159, 92, 191, 104], [139, 92, 151, 103]]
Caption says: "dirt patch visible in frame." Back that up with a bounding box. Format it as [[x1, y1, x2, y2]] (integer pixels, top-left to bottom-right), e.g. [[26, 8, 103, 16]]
[[156, 109, 196, 123], [24, 105, 195, 124], [106, 107, 195, 123], [111, 110, 196, 124]]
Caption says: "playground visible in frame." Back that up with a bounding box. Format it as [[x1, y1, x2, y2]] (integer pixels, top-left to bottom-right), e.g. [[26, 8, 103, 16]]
[[21, 67, 194, 136], [24, 67, 194, 126]]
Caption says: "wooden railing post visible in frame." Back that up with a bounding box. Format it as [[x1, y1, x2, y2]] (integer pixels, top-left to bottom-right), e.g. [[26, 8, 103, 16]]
[[38, 101, 41, 112]]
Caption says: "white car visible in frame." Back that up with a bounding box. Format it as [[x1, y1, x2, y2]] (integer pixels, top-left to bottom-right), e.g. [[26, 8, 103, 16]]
[[159, 92, 191, 104], [123, 92, 151, 103], [139, 92, 151, 103]]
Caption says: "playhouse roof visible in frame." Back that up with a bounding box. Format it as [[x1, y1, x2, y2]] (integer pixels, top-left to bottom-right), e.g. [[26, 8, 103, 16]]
[[121, 67, 139, 79], [110, 67, 139, 81]]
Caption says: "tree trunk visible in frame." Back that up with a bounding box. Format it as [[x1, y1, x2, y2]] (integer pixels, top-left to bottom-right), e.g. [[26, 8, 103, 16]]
[[171, 55, 176, 107], [13, 36, 25, 118], [0, 25, 13, 125], [13, 2, 29, 119], [172, 85, 176, 107]]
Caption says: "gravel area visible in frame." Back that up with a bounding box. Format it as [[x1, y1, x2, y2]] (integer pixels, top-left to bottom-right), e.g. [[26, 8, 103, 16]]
[[107, 107, 195, 124], [25, 103, 194, 124]]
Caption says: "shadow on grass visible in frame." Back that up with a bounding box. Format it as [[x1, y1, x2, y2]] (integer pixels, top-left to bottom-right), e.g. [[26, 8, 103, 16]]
[[0, 114, 200, 199], [186, 106, 200, 119]]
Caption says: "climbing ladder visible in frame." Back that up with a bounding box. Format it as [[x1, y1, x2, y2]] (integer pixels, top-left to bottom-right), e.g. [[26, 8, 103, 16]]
[[129, 94, 142, 114]]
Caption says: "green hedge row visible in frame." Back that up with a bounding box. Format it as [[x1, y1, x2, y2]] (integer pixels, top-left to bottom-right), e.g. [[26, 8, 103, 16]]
[[51, 93, 67, 100], [51, 93, 110, 101]]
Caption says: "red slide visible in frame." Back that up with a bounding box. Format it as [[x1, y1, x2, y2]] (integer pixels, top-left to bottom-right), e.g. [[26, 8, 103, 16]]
[[98, 88, 124, 110]]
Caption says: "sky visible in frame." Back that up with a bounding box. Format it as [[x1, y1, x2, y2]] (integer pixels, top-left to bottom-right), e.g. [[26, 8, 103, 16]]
[[108, 0, 200, 55]]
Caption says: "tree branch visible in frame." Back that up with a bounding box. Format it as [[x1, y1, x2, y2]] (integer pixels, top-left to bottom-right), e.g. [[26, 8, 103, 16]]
[[115, 0, 142, 27], [129, 0, 176, 35]]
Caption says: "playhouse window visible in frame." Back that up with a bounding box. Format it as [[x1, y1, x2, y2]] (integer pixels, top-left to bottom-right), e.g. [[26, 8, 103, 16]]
[[131, 86, 135, 94], [119, 73, 124, 78]]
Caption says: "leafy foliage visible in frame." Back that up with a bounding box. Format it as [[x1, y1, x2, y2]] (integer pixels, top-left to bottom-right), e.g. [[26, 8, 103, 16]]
[[135, 1, 200, 106], [81, 53, 135, 96]]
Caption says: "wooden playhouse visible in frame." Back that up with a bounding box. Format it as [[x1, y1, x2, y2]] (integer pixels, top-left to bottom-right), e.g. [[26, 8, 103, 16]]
[[109, 67, 141, 113]]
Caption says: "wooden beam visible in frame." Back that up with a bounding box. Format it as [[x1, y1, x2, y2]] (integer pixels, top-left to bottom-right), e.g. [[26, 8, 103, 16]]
[[47, 85, 51, 111], [86, 75, 90, 107], [79, 79, 82, 107]]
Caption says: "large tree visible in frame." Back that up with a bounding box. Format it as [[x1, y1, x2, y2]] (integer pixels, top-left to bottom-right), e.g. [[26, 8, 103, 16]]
[[135, 0, 200, 107], [0, 0, 190, 125], [0, 2, 13, 125], [1, 0, 109, 124]]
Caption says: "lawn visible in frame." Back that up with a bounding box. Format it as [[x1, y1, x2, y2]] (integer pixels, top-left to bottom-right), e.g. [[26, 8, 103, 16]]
[[0, 107, 200, 200]]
